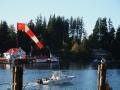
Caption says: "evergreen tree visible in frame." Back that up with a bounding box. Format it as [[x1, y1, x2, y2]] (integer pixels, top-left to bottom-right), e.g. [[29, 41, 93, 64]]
[[41, 17, 47, 44], [27, 19, 35, 55], [0, 21, 17, 54], [35, 15, 43, 36], [107, 19, 115, 51], [116, 26, 120, 41], [90, 18, 101, 48], [28, 19, 35, 32], [47, 15, 69, 53], [111, 26, 120, 59], [69, 16, 76, 39], [100, 17, 108, 49], [91, 17, 108, 49], [108, 18, 113, 32], [17, 30, 30, 54], [69, 17, 85, 43], [0, 21, 9, 53], [7, 25, 17, 48], [79, 17, 86, 43]]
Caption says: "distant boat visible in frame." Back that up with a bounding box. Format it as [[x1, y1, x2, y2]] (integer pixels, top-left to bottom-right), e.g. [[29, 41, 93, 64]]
[[36, 71, 75, 85], [33, 56, 49, 63], [48, 53, 59, 63], [33, 53, 59, 63]]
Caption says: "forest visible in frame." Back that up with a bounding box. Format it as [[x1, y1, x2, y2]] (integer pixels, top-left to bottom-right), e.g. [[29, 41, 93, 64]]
[[0, 15, 120, 61]]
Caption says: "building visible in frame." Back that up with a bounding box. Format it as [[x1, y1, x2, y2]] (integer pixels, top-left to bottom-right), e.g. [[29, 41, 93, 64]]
[[3, 48, 26, 61]]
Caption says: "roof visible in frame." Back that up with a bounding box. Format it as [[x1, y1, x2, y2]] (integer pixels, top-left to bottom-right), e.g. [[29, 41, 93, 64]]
[[5, 48, 21, 55]]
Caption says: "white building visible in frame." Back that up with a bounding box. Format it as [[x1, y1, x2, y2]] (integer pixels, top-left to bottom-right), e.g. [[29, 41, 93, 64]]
[[3, 47, 26, 61]]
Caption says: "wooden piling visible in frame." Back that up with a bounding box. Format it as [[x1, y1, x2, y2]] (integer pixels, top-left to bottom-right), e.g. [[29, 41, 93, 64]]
[[100, 63, 106, 90], [97, 64, 101, 90], [12, 59, 23, 90], [97, 63, 112, 90]]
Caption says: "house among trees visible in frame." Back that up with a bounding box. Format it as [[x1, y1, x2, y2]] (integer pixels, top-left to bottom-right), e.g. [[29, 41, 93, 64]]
[[3, 47, 26, 61]]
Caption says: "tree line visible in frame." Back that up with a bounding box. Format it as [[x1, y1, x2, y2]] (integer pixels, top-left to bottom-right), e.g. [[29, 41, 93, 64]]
[[0, 15, 120, 60]]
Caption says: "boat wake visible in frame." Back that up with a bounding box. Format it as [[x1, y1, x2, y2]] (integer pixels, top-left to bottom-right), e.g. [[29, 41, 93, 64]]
[[23, 82, 39, 88]]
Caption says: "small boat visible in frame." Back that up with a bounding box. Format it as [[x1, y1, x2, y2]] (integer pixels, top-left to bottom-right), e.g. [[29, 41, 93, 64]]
[[34, 56, 49, 63], [47, 56, 59, 63], [33, 54, 59, 63], [36, 71, 75, 85]]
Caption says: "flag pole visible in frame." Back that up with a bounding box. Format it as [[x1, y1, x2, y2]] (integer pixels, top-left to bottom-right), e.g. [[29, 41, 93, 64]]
[[16, 31, 19, 48]]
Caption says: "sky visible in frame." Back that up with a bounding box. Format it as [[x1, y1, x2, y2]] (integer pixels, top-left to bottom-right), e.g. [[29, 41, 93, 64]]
[[0, 0, 120, 35]]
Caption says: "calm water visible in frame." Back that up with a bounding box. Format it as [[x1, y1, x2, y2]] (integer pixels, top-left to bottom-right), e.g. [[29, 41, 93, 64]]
[[0, 62, 120, 90]]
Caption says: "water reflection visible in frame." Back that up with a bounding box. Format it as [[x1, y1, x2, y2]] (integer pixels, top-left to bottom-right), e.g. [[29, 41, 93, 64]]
[[1, 60, 120, 70], [25, 63, 60, 70], [107, 69, 120, 90]]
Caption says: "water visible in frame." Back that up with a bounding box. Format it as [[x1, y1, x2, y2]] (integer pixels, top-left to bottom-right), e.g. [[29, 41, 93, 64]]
[[0, 62, 120, 90]]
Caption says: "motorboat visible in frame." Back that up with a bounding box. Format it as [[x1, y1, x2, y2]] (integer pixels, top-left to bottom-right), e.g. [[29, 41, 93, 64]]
[[36, 71, 75, 85]]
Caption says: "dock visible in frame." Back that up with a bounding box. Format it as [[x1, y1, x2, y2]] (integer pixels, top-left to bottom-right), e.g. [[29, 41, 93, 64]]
[[0, 58, 8, 63]]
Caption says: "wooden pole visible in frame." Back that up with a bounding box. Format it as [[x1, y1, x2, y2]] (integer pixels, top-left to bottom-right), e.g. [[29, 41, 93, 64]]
[[101, 63, 106, 90], [12, 59, 23, 90], [97, 64, 101, 90], [98, 63, 106, 90]]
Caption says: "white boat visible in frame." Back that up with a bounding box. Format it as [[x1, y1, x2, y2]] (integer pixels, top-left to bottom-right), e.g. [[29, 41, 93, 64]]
[[37, 71, 75, 85]]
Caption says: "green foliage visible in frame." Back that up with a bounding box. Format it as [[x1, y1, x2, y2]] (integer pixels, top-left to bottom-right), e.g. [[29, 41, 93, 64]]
[[7, 25, 17, 48], [0, 21, 16, 53], [1, 15, 120, 60], [69, 17, 86, 43], [88, 17, 120, 59], [89, 17, 114, 49], [17, 31, 31, 54], [111, 26, 120, 59], [116, 26, 120, 41], [47, 15, 69, 53]]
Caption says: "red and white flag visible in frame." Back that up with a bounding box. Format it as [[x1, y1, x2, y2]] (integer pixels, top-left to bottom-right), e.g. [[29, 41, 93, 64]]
[[17, 23, 43, 49]]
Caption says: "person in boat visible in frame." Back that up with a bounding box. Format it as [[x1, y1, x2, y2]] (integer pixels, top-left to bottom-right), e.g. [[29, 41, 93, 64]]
[[37, 79, 43, 84]]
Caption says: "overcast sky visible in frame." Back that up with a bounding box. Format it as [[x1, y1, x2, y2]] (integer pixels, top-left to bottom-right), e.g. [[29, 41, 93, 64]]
[[0, 0, 120, 35]]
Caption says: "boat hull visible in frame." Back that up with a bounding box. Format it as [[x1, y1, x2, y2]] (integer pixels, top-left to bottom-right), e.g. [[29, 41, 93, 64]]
[[37, 76, 75, 85], [33, 57, 59, 63], [48, 76, 75, 84], [35, 59, 48, 63]]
